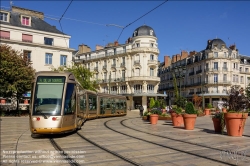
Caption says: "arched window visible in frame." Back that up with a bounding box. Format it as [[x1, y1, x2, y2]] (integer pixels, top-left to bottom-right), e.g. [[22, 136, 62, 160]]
[[120, 85, 127, 94], [147, 84, 154, 93], [134, 84, 142, 93]]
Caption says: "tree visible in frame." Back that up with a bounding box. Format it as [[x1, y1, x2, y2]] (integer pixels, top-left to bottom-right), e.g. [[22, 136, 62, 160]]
[[0, 45, 35, 113], [52, 62, 98, 91], [172, 73, 187, 108], [149, 98, 155, 109]]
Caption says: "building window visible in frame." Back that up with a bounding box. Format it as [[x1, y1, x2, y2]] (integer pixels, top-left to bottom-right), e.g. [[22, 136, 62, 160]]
[[22, 16, 30, 26], [224, 52, 227, 58], [0, 12, 8, 22], [123, 46, 126, 53], [214, 74, 218, 83], [223, 74, 227, 82], [135, 68, 140, 76], [44, 37, 53, 45], [103, 86, 108, 93], [60, 55, 67, 66], [214, 52, 218, 58], [23, 50, 31, 62], [114, 48, 116, 55], [103, 72, 107, 81], [150, 54, 154, 60], [150, 68, 154, 76], [134, 84, 142, 93], [150, 43, 154, 47], [111, 86, 117, 94], [22, 34, 32, 42], [214, 62, 218, 70], [0, 30, 10, 39], [233, 63, 238, 69], [241, 76, 244, 83], [147, 84, 154, 93], [120, 85, 127, 94], [45, 53, 53, 65], [246, 68, 249, 72], [122, 70, 125, 78], [150, 30, 153, 35], [136, 43, 140, 47], [96, 73, 98, 80]]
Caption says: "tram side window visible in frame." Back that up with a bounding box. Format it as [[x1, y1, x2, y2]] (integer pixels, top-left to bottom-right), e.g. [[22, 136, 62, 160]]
[[115, 99, 119, 109], [79, 95, 86, 111], [64, 83, 76, 115], [88, 95, 97, 110]]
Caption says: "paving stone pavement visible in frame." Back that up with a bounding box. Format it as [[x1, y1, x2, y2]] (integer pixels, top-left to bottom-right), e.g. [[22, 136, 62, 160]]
[[0, 111, 250, 166]]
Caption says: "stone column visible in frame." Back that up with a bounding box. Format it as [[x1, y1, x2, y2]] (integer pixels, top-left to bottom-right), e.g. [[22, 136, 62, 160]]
[[142, 96, 147, 112]]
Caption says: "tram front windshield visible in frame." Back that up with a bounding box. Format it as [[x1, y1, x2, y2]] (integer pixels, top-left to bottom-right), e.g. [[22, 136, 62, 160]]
[[33, 76, 65, 116]]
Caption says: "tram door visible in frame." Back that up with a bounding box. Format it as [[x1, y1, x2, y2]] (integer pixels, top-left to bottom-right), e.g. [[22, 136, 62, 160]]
[[79, 94, 87, 120], [62, 83, 76, 129]]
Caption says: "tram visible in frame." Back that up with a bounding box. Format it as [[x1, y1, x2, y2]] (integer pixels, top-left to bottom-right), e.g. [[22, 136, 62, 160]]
[[29, 71, 127, 136]]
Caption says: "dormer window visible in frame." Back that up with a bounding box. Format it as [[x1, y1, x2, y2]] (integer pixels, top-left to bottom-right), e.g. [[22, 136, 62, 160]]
[[150, 43, 154, 47], [150, 30, 153, 35], [133, 31, 137, 37], [0, 12, 9, 22], [21, 15, 31, 26], [136, 43, 140, 47]]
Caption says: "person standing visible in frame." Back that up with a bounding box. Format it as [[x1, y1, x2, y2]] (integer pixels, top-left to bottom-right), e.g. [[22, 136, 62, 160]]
[[139, 105, 144, 117]]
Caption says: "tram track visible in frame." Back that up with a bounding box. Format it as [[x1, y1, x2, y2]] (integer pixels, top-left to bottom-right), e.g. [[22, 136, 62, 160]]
[[49, 138, 81, 166], [14, 129, 29, 166], [128, 118, 250, 158], [103, 118, 249, 166], [76, 132, 142, 166]]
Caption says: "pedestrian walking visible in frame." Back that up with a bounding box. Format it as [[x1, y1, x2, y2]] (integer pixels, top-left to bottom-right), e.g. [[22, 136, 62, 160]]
[[139, 105, 144, 117]]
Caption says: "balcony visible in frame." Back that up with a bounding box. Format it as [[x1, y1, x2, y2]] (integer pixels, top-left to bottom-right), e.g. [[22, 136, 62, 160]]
[[128, 76, 160, 82], [222, 67, 228, 71], [131, 47, 159, 53], [189, 72, 195, 76], [196, 70, 202, 74], [134, 60, 140, 65], [148, 60, 158, 65], [102, 65, 107, 70], [204, 81, 231, 85], [120, 63, 125, 67], [111, 64, 116, 68]]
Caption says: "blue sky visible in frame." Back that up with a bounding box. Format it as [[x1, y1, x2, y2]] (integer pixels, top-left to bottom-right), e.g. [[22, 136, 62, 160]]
[[1, 1, 250, 62]]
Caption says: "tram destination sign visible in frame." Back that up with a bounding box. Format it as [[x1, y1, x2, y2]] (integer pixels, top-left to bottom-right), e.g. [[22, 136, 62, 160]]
[[37, 77, 65, 83]]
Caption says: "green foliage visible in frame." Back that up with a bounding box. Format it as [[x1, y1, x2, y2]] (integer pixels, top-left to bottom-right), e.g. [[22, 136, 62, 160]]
[[150, 108, 162, 115], [154, 100, 160, 108], [185, 102, 197, 114], [175, 96, 187, 109], [143, 111, 149, 116], [171, 107, 182, 115], [149, 98, 155, 109], [0, 45, 35, 99], [207, 103, 213, 109], [172, 73, 179, 102], [159, 99, 167, 109], [212, 112, 225, 134], [52, 62, 98, 91], [245, 83, 250, 99]]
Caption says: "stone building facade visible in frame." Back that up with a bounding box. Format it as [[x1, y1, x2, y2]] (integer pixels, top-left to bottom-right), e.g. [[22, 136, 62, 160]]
[[75, 25, 165, 110], [158, 38, 250, 108]]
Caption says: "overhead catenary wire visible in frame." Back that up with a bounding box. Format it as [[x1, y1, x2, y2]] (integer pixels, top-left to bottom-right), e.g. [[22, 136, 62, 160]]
[[117, 0, 168, 41]]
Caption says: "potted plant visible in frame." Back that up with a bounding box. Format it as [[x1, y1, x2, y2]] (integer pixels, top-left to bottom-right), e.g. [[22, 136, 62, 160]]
[[169, 107, 183, 126], [150, 107, 161, 125], [183, 102, 197, 130], [142, 111, 149, 120], [223, 86, 249, 137], [158, 112, 171, 120], [204, 103, 212, 116], [212, 112, 225, 133]]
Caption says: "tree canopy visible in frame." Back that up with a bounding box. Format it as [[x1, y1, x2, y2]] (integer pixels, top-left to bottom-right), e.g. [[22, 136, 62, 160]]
[[51, 63, 98, 91], [0, 44, 35, 99]]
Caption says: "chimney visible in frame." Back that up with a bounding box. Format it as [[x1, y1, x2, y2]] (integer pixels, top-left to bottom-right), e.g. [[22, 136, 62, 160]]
[[114, 41, 119, 46], [189, 51, 197, 57], [172, 55, 176, 63], [12, 6, 44, 20], [176, 54, 181, 62], [96, 45, 104, 51], [181, 50, 188, 59], [164, 56, 171, 68], [229, 44, 236, 50], [78, 44, 91, 54]]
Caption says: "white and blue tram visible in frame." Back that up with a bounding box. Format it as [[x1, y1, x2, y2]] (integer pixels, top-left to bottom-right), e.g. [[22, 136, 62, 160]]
[[29, 71, 127, 135]]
